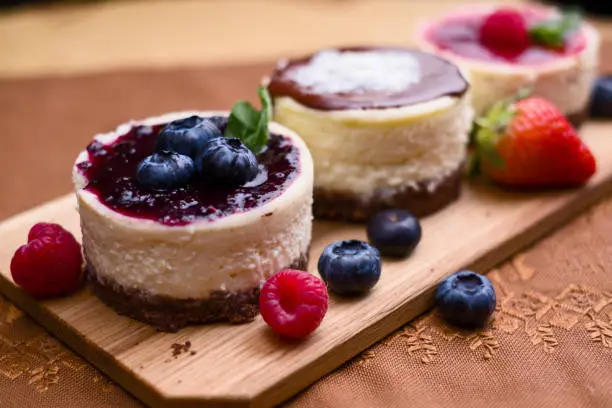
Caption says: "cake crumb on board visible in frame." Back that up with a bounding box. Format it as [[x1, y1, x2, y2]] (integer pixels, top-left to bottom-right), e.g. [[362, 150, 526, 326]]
[[170, 341, 195, 359]]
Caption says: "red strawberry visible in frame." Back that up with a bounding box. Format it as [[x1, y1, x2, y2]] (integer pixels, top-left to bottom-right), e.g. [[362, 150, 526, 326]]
[[474, 95, 596, 187], [479, 9, 530, 58]]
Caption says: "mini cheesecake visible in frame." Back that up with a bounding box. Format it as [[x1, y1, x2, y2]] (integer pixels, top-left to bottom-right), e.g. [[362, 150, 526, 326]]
[[267, 47, 473, 221], [72, 112, 313, 331], [417, 5, 600, 125]]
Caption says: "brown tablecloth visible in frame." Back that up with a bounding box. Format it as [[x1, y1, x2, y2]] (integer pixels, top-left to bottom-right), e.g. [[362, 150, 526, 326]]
[[1, 65, 612, 408]]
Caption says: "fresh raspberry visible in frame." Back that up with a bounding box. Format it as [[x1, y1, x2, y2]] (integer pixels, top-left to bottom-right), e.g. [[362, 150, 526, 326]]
[[11, 223, 83, 299], [28, 222, 66, 242], [479, 9, 530, 58], [259, 270, 328, 339]]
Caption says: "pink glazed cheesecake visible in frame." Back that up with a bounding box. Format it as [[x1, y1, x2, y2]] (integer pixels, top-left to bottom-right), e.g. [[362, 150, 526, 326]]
[[417, 5, 600, 126]]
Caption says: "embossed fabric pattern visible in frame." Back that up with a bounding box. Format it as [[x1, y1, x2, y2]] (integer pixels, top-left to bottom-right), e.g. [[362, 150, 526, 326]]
[[286, 201, 612, 408], [1, 67, 612, 408]]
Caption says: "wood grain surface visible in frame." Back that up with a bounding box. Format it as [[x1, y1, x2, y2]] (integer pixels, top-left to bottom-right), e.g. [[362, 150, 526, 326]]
[[1, 123, 612, 407]]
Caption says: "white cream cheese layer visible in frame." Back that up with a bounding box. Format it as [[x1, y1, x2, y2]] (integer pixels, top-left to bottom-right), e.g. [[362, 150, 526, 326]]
[[417, 9, 600, 117], [72, 112, 314, 299], [273, 95, 473, 197]]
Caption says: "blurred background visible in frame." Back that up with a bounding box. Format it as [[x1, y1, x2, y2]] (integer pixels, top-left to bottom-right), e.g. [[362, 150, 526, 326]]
[[0, 0, 610, 80]]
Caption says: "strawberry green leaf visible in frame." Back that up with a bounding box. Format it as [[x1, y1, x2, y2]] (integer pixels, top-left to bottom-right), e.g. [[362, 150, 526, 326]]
[[474, 124, 507, 170], [472, 88, 533, 173], [529, 10, 581, 49], [513, 86, 534, 102], [479, 140, 506, 169], [465, 152, 481, 178], [468, 121, 481, 145], [225, 86, 272, 155]]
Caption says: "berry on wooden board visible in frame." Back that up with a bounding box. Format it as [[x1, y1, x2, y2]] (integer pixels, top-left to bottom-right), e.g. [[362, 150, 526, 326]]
[[11, 223, 83, 299], [259, 270, 328, 339], [318, 240, 381, 296], [590, 76, 612, 119], [473, 94, 596, 187], [367, 209, 422, 258]]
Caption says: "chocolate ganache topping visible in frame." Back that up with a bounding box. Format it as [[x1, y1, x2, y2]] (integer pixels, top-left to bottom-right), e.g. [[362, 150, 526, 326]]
[[267, 47, 469, 111]]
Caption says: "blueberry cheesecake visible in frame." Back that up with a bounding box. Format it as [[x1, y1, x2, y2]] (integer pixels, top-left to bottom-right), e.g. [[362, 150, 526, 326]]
[[266, 47, 473, 221], [72, 92, 314, 331], [417, 5, 600, 125]]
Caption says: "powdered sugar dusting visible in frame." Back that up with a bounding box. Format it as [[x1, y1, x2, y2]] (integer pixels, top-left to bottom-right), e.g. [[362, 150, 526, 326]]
[[286, 50, 422, 94]]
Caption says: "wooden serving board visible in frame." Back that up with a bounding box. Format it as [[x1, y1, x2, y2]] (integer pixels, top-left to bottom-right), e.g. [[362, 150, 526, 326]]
[[1, 122, 612, 407]]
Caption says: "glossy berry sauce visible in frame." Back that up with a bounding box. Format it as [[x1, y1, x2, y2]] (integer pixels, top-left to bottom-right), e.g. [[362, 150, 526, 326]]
[[77, 123, 300, 226], [425, 10, 586, 65]]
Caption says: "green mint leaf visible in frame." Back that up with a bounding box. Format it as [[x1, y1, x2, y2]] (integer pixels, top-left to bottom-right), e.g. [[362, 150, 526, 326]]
[[225, 86, 271, 155], [529, 10, 581, 49], [258, 86, 273, 122], [530, 22, 565, 49], [225, 101, 259, 139], [250, 109, 269, 155], [227, 102, 259, 133]]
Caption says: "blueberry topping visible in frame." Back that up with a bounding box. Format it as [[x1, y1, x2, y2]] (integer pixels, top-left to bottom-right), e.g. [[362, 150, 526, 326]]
[[207, 116, 229, 132], [435, 270, 496, 328], [82, 123, 297, 226], [156, 116, 222, 158], [195, 137, 259, 186], [136, 150, 196, 191], [366, 209, 422, 258], [317, 240, 381, 296], [590, 76, 612, 118]]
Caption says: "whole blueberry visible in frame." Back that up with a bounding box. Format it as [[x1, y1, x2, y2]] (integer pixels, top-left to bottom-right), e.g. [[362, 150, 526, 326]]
[[136, 150, 196, 191], [156, 115, 222, 158], [317, 240, 381, 296], [195, 137, 259, 186], [590, 76, 612, 118], [435, 270, 496, 328], [367, 209, 422, 258]]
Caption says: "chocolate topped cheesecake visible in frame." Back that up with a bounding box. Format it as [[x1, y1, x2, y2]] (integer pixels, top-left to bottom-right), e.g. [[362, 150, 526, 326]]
[[267, 47, 473, 221], [72, 111, 313, 331]]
